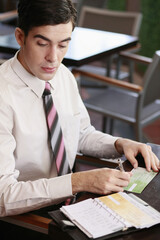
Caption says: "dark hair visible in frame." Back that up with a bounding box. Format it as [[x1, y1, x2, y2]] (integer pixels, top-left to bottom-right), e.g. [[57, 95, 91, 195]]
[[17, 0, 77, 36]]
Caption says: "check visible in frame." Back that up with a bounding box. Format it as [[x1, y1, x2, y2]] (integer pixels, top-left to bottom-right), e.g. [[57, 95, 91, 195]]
[[124, 167, 157, 193]]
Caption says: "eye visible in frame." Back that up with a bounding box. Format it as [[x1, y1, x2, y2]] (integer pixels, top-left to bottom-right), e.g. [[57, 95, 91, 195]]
[[37, 41, 48, 47], [59, 44, 67, 49]]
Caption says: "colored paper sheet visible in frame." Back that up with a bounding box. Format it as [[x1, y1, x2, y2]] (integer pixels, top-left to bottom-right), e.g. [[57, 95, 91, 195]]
[[124, 167, 157, 193]]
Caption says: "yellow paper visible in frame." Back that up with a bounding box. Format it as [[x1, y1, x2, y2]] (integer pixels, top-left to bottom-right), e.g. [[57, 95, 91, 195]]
[[99, 193, 155, 227]]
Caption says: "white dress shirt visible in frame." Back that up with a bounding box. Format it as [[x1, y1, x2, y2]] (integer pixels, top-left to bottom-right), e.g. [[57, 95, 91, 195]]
[[0, 53, 120, 216]]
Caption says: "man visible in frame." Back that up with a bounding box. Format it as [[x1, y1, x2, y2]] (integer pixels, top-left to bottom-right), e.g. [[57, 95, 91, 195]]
[[0, 0, 159, 217]]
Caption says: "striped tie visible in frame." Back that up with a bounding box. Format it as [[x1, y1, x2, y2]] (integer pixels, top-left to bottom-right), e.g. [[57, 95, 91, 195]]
[[43, 82, 71, 176]]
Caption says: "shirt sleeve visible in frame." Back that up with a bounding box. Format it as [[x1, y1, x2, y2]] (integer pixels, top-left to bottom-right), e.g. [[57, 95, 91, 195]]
[[61, 67, 121, 159], [77, 94, 121, 159], [0, 95, 73, 216]]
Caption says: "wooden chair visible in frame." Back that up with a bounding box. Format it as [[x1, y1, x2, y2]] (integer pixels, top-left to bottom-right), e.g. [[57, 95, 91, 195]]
[[0, 10, 17, 35], [72, 50, 160, 142], [77, 6, 142, 84], [0, 9, 17, 22]]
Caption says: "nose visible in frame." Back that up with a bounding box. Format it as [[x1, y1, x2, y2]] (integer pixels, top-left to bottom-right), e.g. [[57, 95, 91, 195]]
[[45, 46, 57, 63]]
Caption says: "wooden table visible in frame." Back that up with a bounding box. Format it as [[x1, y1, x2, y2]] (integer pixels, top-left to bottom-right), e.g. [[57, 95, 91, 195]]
[[0, 27, 138, 66], [0, 148, 160, 240]]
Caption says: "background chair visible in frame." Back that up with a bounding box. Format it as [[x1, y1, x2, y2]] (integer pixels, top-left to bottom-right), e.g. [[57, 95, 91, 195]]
[[77, 6, 142, 85], [78, 6, 142, 35], [74, 0, 108, 22], [0, 0, 17, 12], [72, 50, 160, 142], [0, 9, 17, 35], [0, 9, 17, 61]]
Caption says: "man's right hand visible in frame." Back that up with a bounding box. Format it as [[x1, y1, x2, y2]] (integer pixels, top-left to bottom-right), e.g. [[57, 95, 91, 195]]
[[71, 168, 132, 195]]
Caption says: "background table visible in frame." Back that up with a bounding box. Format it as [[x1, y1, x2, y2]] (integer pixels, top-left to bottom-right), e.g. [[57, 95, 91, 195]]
[[0, 27, 138, 66]]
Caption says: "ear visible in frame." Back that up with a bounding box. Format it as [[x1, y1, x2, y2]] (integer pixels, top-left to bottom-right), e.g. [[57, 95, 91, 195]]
[[15, 27, 25, 47]]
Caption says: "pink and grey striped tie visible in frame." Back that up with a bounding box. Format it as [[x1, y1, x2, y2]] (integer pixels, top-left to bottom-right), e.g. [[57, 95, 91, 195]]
[[43, 82, 71, 176]]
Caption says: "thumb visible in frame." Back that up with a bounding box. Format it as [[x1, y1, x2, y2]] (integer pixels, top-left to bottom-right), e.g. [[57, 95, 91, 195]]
[[128, 157, 138, 169]]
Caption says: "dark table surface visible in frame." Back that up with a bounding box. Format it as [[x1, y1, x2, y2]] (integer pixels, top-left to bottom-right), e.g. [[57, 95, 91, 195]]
[[1, 144, 159, 240], [49, 144, 160, 240], [0, 27, 138, 66]]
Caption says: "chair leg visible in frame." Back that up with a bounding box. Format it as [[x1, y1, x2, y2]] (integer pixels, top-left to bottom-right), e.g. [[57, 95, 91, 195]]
[[106, 58, 112, 77], [106, 54, 116, 77], [102, 116, 106, 132], [109, 119, 114, 135], [135, 124, 142, 142], [116, 55, 135, 82], [115, 55, 122, 79], [128, 60, 134, 83], [102, 116, 114, 134]]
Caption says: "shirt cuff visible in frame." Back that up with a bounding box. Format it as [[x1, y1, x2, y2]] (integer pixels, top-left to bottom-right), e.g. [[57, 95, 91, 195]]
[[48, 173, 73, 201], [97, 135, 121, 159]]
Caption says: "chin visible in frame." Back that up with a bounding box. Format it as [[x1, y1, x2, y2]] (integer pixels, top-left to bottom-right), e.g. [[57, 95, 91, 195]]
[[38, 73, 55, 81]]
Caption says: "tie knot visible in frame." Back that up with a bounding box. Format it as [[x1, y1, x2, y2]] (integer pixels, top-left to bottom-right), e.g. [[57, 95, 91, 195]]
[[43, 82, 51, 96]]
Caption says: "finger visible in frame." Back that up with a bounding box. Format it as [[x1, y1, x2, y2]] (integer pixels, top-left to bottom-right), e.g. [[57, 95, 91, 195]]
[[116, 171, 132, 181], [102, 170, 130, 194], [125, 150, 138, 169], [142, 145, 159, 172], [129, 158, 138, 169], [105, 183, 124, 194], [143, 149, 151, 171], [134, 144, 151, 171], [149, 151, 159, 172], [116, 178, 130, 188], [113, 171, 131, 187], [99, 180, 124, 195]]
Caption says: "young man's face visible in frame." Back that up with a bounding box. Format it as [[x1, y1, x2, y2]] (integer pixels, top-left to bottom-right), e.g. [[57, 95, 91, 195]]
[[15, 22, 73, 81]]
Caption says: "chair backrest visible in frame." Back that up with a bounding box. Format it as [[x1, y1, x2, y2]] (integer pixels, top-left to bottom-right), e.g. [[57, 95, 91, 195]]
[[76, 0, 107, 23], [0, 10, 17, 36], [0, 0, 17, 12], [78, 6, 142, 36], [0, 10, 17, 23], [77, 0, 107, 9], [141, 50, 160, 107]]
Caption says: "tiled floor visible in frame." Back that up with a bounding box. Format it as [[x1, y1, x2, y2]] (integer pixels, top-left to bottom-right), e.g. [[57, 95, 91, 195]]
[[143, 120, 160, 144], [80, 65, 160, 145], [88, 110, 160, 144]]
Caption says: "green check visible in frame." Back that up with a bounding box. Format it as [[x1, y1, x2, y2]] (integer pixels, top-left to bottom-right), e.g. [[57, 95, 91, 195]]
[[124, 167, 157, 193]]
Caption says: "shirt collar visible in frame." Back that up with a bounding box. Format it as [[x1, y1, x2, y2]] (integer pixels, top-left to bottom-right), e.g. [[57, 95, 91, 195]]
[[11, 52, 55, 98]]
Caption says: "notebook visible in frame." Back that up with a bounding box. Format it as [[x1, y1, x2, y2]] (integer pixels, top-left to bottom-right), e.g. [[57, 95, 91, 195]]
[[60, 192, 160, 239]]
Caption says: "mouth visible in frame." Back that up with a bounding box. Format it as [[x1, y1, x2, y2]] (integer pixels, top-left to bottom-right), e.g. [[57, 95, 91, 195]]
[[41, 67, 56, 73]]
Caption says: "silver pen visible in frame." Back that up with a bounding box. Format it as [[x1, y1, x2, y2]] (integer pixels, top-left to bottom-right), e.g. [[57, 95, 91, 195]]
[[118, 158, 125, 172]]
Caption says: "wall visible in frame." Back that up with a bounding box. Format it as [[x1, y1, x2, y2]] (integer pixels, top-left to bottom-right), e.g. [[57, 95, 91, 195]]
[[107, 0, 160, 58], [140, 0, 160, 57]]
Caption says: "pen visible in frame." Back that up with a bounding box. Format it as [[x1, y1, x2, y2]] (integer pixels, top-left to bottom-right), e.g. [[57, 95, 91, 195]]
[[118, 158, 125, 172]]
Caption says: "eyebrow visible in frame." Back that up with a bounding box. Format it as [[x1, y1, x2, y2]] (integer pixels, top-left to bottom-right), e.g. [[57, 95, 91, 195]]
[[33, 34, 71, 43]]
